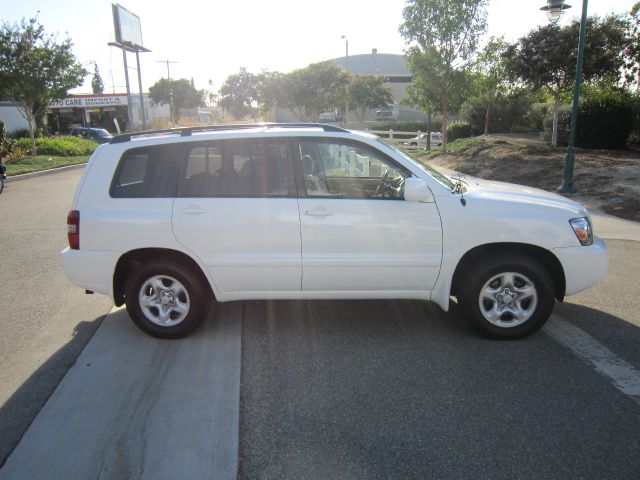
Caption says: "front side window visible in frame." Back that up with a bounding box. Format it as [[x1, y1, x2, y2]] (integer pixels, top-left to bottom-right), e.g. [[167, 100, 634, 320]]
[[296, 139, 408, 199], [178, 139, 292, 197]]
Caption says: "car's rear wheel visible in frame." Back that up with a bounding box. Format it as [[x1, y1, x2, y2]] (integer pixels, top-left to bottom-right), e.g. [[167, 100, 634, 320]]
[[125, 259, 211, 338], [458, 255, 555, 339]]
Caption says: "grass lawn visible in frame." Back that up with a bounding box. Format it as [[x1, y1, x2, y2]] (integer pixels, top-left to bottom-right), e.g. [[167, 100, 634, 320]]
[[6, 155, 88, 176]]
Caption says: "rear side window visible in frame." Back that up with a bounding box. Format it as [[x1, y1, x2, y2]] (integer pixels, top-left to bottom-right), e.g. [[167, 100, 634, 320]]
[[110, 145, 180, 198], [178, 139, 293, 197]]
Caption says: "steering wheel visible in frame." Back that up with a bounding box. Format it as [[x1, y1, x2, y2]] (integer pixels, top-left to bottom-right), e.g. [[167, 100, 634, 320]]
[[375, 170, 391, 197]]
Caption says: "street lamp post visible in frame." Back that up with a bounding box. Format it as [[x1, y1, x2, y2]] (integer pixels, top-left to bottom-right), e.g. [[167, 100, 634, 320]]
[[341, 35, 349, 127], [540, 0, 588, 194]]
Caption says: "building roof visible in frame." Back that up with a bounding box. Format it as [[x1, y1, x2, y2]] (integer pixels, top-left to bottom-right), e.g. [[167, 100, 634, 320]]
[[332, 52, 410, 78]]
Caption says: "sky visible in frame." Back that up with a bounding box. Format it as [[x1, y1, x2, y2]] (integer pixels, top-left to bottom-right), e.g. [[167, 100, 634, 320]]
[[2, 0, 636, 96]]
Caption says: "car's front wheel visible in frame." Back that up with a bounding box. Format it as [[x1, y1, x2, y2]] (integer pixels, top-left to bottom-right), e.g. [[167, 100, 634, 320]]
[[125, 260, 211, 338], [458, 255, 555, 339]]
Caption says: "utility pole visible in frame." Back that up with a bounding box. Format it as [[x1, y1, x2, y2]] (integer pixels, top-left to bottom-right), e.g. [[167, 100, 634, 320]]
[[157, 60, 179, 125]]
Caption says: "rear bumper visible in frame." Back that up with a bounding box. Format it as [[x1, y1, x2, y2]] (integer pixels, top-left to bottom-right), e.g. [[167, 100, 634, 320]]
[[553, 236, 608, 296], [59, 248, 119, 299]]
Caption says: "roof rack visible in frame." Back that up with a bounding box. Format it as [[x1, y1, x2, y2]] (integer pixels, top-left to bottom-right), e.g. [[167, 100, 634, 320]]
[[109, 123, 349, 144]]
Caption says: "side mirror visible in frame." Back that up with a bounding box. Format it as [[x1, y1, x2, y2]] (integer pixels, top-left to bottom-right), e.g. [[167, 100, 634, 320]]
[[404, 177, 433, 202]]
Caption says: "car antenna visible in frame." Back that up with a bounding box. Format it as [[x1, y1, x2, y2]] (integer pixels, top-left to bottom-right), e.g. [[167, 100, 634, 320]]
[[455, 160, 466, 207]]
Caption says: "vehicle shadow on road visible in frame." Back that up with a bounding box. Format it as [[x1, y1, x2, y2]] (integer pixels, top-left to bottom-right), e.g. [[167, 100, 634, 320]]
[[0, 315, 107, 468]]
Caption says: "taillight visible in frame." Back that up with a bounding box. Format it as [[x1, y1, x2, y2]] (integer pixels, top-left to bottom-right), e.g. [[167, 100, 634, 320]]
[[67, 210, 80, 250]]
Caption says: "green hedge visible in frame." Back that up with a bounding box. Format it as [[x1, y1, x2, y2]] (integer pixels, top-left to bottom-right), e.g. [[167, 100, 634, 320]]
[[16, 136, 98, 156], [543, 88, 634, 149], [446, 121, 475, 142], [576, 90, 633, 149]]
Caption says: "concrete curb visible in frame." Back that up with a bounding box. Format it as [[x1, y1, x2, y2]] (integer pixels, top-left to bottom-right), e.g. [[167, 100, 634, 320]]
[[5, 163, 86, 183]]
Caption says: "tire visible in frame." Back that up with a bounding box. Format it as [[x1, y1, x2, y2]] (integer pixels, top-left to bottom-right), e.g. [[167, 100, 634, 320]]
[[0, 176, 4, 194], [125, 259, 212, 339], [458, 254, 555, 339]]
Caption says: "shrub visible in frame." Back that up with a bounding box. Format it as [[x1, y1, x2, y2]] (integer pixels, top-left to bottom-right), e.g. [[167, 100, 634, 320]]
[[530, 103, 550, 132], [543, 88, 634, 149], [462, 90, 538, 134], [15, 136, 98, 156], [446, 121, 475, 142], [0, 120, 25, 159], [575, 88, 634, 149], [9, 128, 43, 139]]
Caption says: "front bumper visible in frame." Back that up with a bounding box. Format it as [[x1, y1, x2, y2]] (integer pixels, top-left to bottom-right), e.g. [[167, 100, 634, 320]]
[[59, 248, 120, 299], [552, 236, 608, 296]]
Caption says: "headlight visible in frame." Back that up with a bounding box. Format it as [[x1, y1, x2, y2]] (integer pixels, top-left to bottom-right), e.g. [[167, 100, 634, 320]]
[[569, 217, 593, 246]]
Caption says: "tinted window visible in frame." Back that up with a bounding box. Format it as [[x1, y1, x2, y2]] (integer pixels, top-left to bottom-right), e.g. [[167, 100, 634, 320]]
[[296, 139, 408, 199], [178, 139, 292, 197], [110, 145, 180, 198]]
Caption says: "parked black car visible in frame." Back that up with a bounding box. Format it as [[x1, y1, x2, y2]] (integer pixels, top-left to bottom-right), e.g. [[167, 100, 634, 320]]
[[68, 127, 112, 144]]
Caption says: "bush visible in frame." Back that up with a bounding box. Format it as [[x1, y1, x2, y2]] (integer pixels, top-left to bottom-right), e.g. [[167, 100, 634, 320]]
[[0, 120, 26, 159], [15, 136, 98, 156], [530, 103, 550, 132], [575, 89, 634, 149], [543, 87, 634, 149], [446, 121, 475, 142], [9, 128, 43, 139], [461, 90, 538, 134]]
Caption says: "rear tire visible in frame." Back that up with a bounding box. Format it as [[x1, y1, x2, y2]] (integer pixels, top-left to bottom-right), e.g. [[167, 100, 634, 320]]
[[125, 259, 211, 339], [458, 254, 555, 339]]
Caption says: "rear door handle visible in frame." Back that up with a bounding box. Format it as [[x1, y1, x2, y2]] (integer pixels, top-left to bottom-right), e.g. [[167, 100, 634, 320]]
[[179, 206, 208, 215], [304, 208, 334, 217]]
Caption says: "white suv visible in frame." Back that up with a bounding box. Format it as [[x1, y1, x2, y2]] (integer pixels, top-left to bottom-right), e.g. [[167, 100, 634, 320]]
[[60, 123, 607, 339]]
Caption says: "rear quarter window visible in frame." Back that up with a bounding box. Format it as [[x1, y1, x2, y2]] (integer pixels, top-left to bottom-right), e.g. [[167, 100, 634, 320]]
[[110, 144, 181, 198]]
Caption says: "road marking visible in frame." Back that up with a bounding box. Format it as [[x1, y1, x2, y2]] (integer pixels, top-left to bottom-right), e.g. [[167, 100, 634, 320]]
[[544, 314, 640, 405]]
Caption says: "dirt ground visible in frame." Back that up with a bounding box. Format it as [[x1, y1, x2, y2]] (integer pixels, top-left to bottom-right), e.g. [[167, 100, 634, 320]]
[[414, 134, 640, 222]]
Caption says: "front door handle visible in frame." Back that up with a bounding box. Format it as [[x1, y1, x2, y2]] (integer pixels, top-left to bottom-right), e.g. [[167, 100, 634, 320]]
[[179, 206, 208, 215], [304, 208, 334, 217]]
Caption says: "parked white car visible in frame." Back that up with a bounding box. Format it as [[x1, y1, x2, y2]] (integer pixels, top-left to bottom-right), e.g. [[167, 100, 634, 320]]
[[404, 132, 443, 148], [60, 123, 607, 339]]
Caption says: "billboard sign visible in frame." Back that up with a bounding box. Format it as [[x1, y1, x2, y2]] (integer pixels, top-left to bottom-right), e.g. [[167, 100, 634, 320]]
[[112, 3, 144, 49]]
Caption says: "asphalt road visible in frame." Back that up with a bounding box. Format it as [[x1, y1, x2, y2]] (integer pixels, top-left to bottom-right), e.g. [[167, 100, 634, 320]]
[[239, 240, 640, 480], [0, 169, 113, 465]]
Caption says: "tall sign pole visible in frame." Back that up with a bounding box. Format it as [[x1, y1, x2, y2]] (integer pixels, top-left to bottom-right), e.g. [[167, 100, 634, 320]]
[[111, 4, 150, 130], [121, 48, 133, 127]]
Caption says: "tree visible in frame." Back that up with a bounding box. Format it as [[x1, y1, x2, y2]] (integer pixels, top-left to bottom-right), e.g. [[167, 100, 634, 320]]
[[470, 37, 509, 135], [0, 17, 87, 156], [218, 67, 261, 120], [623, 3, 640, 89], [149, 78, 204, 123], [349, 75, 393, 127], [399, 0, 489, 152], [91, 63, 104, 94], [256, 70, 286, 120], [280, 62, 350, 121], [504, 16, 627, 147]]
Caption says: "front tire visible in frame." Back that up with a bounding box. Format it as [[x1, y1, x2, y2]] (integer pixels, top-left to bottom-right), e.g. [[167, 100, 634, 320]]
[[458, 255, 555, 339], [125, 260, 211, 339]]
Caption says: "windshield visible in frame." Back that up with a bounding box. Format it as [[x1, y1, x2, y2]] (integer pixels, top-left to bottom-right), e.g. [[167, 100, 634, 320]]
[[376, 138, 455, 190], [94, 129, 111, 137]]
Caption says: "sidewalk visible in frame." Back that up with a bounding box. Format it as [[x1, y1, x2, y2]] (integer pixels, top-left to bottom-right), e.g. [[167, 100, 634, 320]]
[[589, 210, 640, 242], [0, 306, 241, 480]]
